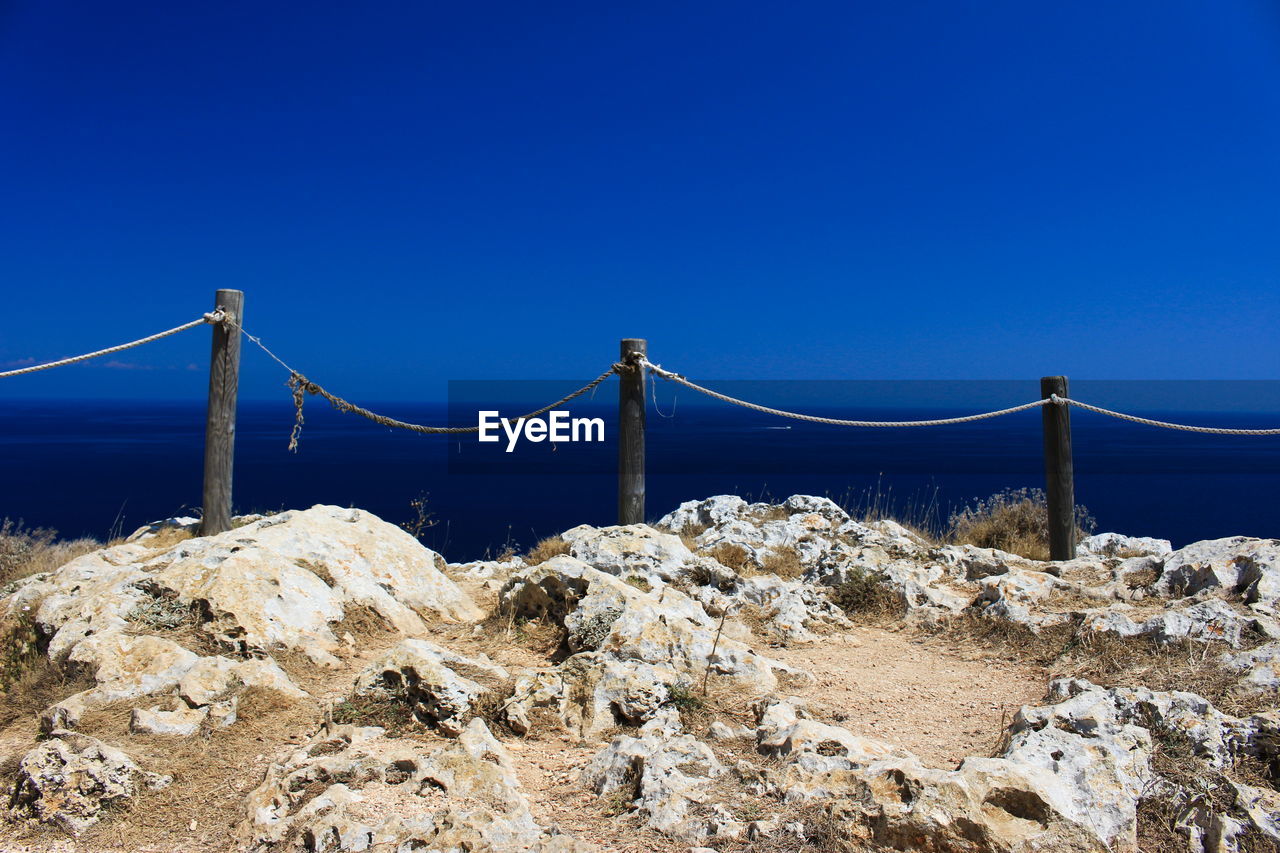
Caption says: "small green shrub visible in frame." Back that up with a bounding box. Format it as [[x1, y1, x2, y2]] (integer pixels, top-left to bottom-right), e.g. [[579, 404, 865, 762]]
[[828, 568, 901, 618], [666, 681, 704, 713]]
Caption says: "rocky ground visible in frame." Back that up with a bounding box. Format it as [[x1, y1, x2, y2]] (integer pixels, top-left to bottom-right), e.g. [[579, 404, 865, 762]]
[[0, 496, 1277, 852]]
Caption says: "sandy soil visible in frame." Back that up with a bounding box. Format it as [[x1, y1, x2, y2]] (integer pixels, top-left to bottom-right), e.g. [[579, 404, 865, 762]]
[[769, 626, 1048, 768]]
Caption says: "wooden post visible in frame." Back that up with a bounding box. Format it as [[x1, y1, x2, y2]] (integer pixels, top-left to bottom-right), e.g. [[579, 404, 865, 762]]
[[618, 338, 647, 525], [200, 290, 244, 536], [1040, 375, 1075, 561]]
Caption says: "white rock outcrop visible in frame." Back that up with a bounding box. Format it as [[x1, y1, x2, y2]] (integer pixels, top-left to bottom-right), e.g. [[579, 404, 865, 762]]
[[240, 720, 590, 851], [12, 731, 172, 834]]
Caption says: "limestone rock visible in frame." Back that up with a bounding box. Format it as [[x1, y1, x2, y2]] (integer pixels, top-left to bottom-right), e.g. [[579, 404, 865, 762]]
[[500, 557, 806, 693], [353, 639, 505, 736], [240, 719, 584, 851], [130, 703, 208, 736], [582, 730, 724, 839], [560, 523, 700, 582], [5, 506, 480, 711], [42, 632, 201, 731], [12, 731, 171, 834], [1081, 532, 1173, 558], [505, 653, 688, 738], [1155, 537, 1280, 606], [149, 506, 481, 661], [125, 515, 200, 544], [178, 654, 307, 707], [655, 495, 750, 533]]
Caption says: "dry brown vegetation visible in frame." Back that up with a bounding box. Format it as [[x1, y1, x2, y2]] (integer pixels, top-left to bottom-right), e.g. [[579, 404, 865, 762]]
[[940, 615, 1275, 718], [759, 545, 804, 579], [676, 521, 708, 553], [745, 505, 791, 525], [1136, 718, 1275, 852], [0, 654, 95, 731], [0, 518, 101, 590], [525, 536, 570, 566], [57, 687, 323, 852], [944, 487, 1095, 561], [136, 525, 196, 552], [708, 542, 753, 574]]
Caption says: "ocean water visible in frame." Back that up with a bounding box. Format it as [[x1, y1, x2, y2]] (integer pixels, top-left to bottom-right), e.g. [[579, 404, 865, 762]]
[[1, 392, 1277, 561]]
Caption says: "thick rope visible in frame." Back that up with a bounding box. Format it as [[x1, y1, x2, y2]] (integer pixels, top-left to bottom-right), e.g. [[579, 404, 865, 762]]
[[0, 313, 224, 379], [232, 319, 619, 449], [640, 356, 1280, 435], [639, 358, 1051, 426], [1057, 396, 1280, 436]]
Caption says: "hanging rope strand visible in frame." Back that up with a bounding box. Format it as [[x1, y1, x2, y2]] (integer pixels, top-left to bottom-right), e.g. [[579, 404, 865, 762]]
[[230, 318, 619, 449]]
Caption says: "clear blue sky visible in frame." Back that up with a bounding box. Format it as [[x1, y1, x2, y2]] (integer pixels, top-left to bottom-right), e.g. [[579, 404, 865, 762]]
[[2, 1, 1278, 401]]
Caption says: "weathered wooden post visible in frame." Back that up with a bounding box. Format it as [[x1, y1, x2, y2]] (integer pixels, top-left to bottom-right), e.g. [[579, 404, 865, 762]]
[[618, 338, 647, 525], [200, 289, 244, 536], [1040, 375, 1075, 560]]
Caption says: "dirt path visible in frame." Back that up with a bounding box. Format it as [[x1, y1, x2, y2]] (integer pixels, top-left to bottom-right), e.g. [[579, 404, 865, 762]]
[[769, 625, 1049, 768], [494, 621, 1050, 850]]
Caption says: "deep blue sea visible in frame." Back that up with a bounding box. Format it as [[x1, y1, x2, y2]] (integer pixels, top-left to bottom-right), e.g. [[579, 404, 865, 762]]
[[2, 384, 1278, 561]]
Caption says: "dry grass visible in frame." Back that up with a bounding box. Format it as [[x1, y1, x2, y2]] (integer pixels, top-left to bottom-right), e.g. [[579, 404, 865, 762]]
[[0, 518, 101, 590], [760, 545, 805, 579], [0, 654, 95, 730], [1124, 566, 1160, 589], [60, 686, 322, 851], [525, 536, 570, 566], [941, 615, 1275, 717], [676, 522, 709, 553], [330, 691, 420, 736], [623, 575, 652, 593], [294, 557, 335, 587], [745, 505, 791, 525], [1136, 716, 1276, 852], [137, 525, 196, 552], [465, 608, 569, 662], [732, 603, 776, 640], [946, 487, 1095, 561], [708, 542, 754, 574]]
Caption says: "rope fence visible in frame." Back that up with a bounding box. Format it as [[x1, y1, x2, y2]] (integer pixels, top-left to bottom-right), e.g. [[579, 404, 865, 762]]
[[638, 358, 1280, 436], [0, 308, 1275, 438], [2, 295, 1277, 552], [1, 309, 1276, 437]]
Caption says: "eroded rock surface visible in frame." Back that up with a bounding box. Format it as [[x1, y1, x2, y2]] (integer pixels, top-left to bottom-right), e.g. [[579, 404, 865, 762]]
[[240, 719, 588, 851], [11, 731, 171, 834], [4, 496, 1280, 852]]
